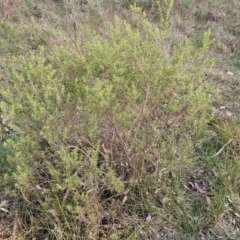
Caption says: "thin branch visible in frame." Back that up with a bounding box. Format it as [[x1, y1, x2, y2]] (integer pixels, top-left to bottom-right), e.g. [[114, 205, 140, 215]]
[[62, 144, 91, 160], [62, 156, 88, 206], [115, 127, 132, 163], [128, 82, 151, 153], [63, 0, 77, 48], [82, 137, 107, 159]]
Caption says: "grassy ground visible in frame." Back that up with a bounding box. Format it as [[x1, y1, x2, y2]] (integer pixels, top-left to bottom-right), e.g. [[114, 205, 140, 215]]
[[0, 0, 240, 239]]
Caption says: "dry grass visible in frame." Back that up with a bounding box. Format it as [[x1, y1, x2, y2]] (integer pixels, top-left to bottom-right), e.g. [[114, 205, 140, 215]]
[[0, 1, 240, 239], [0, 0, 22, 21]]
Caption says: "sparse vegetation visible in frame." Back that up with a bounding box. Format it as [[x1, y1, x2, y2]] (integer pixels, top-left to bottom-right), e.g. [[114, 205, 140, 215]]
[[0, 1, 240, 239]]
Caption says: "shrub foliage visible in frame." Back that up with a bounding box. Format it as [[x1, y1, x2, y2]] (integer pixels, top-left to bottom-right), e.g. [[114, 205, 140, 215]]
[[0, 11, 214, 239]]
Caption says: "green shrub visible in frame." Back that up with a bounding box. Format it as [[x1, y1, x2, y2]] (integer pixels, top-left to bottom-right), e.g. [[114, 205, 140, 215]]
[[0, 10, 214, 239]]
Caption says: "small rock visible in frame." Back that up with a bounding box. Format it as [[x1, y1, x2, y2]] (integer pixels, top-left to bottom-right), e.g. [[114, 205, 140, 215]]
[[226, 71, 234, 76], [146, 214, 152, 223], [225, 110, 233, 116]]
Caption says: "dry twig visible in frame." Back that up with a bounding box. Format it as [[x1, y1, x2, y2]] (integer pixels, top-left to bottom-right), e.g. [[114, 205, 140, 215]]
[[213, 139, 232, 157]]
